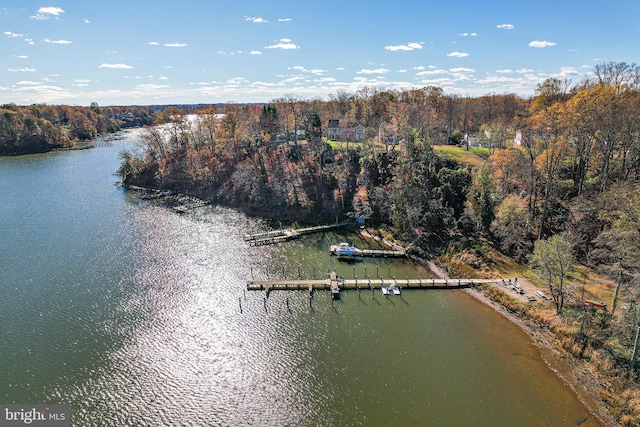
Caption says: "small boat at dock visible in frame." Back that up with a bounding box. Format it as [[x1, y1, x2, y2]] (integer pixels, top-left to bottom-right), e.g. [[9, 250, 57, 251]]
[[381, 286, 389, 296], [390, 282, 401, 295], [332, 242, 363, 261]]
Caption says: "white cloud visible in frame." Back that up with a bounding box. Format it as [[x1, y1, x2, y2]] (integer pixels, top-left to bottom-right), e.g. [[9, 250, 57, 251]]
[[529, 40, 557, 48], [265, 38, 300, 49], [558, 66, 580, 76], [246, 16, 268, 23], [496, 69, 513, 74], [416, 69, 447, 76], [384, 42, 423, 51], [38, 7, 65, 16], [165, 43, 187, 47], [497, 24, 514, 30], [4, 31, 24, 38], [450, 67, 475, 73], [357, 68, 390, 75], [84, 18, 90, 24], [31, 6, 64, 20], [149, 41, 160, 45], [136, 84, 170, 91], [16, 55, 29, 59], [250, 50, 262, 55], [516, 68, 534, 73], [226, 77, 249, 86], [8, 67, 36, 72], [278, 18, 292, 22], [447, 51, 469, 58], [98, 63, 133, 69], [45, 38, 72, 45], [458, 32, 478, 37]]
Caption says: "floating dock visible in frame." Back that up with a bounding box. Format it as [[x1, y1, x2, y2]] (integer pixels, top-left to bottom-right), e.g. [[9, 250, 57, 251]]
[[245, 222, 350, 246]]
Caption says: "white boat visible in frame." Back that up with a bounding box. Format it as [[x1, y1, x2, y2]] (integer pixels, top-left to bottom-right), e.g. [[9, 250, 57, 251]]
[[381, 286, 389, 296], [333, 242, 362, 257], [390, 281, 401, 295]]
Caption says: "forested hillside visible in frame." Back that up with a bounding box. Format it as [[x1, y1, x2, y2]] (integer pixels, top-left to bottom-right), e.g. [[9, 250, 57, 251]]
[[121, 62, 639, 261], [0, 103, 155, 155]]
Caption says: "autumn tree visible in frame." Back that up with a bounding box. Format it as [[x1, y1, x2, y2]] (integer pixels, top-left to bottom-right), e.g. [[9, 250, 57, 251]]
[[530, 234, 575, 314], [591, 184, 640, 315]]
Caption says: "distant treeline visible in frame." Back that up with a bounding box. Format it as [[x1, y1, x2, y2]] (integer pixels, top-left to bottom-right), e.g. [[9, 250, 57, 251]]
[[0, 103, 157, 155]]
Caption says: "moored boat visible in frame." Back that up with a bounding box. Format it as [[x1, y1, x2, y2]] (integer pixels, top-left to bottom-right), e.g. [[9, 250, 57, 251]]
[[332, 242, 362, 259], [390, 281, 401, 295]]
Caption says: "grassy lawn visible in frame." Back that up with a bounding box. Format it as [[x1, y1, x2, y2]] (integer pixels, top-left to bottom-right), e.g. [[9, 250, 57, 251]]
[[434, 145, 490, 167]]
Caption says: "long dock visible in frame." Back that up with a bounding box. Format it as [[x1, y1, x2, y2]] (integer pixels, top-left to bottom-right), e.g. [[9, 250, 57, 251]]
[[245, 222, 350, 246], [247, 276, 504, 293]]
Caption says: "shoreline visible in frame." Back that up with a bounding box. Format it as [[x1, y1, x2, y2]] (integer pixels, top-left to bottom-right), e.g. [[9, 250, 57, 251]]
[[461, 285, 617, 427]]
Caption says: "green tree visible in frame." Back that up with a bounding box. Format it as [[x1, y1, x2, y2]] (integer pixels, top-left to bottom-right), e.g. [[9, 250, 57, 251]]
[[466, 163, 496, 233]]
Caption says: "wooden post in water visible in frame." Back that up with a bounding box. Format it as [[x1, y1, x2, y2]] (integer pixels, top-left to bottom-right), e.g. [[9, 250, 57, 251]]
[[239, 297, 243, 313], [388, 264, 391, 277]]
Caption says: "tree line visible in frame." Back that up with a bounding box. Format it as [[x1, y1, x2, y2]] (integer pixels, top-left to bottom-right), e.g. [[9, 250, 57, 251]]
[[0, 103, 156, 155]]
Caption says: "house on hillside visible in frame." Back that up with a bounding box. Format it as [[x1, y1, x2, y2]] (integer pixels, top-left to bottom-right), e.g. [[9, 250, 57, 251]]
[[327, 119, 365, 142]]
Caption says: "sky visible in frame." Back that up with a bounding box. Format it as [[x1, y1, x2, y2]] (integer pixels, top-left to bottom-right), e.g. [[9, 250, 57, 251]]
[[1, 0, 639, 106]]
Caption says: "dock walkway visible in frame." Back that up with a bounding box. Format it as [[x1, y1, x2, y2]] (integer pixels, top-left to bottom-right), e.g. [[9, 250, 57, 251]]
[[247, 276, 504, 294], [245, 222, 350, 246]]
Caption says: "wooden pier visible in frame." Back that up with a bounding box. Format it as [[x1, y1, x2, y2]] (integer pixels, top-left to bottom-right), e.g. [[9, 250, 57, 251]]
[[245, 222, 350, 246], [247, 274, 505, 295]]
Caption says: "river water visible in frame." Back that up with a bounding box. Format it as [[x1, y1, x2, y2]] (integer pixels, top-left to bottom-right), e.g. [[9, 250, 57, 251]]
[[0, 129, 600, 426]]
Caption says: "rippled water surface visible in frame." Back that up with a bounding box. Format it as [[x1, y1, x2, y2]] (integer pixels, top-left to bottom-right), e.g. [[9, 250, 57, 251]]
[[0, 131, 600, 426]]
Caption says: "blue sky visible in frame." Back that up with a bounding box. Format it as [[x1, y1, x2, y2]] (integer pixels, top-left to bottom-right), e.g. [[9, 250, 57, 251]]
[[1, 0, 639, 106]]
